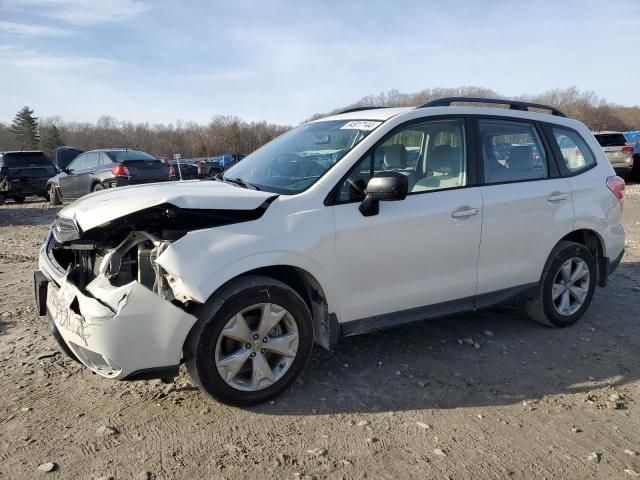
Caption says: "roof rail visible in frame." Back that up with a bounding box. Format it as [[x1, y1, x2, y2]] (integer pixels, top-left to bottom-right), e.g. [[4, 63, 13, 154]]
[[337, 106, 389, 114], [418, 97, 567, 117]]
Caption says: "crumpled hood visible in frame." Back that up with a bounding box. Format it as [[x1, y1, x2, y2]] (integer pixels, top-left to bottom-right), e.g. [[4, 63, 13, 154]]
[[59, 180, 277, 231]]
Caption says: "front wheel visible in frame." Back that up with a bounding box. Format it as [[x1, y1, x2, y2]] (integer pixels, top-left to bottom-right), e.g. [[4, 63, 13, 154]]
[[48, 185, 62, 206], [12, 195, 25, 203], [525, 241, 596, 327], [185, 275, 313, 406]]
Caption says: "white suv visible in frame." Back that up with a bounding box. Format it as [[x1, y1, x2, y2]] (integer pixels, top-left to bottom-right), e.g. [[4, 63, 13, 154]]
[[35, 97, 626, 405]]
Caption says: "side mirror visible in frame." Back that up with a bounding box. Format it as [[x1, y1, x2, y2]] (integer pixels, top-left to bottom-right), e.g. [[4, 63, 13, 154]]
[[359, 171, 408, 217]]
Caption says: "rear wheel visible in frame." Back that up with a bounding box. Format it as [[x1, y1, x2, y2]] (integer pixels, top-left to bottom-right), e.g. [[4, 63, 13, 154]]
[[525, 241, 596, 327], [0, 193, 6, 205], [185, 275, 313, 406], [48, 185, 62, 206], [12, 195, 25, 204], [92, 183, 105, 193]]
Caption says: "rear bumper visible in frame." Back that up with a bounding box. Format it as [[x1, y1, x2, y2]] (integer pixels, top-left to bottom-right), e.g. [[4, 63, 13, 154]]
[[105, 177, 170, 188], [35, 256, 197, 381], [599, 249, 624, 287], [0, 176, 47, 196]]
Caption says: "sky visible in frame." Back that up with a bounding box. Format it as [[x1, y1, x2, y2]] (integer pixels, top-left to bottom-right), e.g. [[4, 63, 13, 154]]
[[0, 0, 639, 126]]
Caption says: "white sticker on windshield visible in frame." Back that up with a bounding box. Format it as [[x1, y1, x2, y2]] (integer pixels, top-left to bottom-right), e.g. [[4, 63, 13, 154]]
[[340, 120, 382, 131]]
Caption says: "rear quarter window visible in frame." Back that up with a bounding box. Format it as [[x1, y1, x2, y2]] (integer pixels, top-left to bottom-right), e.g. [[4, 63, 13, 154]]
[[550, 128, 596, 173]]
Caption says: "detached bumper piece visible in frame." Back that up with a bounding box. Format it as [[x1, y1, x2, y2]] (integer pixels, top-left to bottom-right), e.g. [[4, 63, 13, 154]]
[[43, 273, 196, 380]]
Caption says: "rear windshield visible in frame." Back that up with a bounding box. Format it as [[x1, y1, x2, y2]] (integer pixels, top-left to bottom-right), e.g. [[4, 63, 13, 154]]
[[594, 133, 628, 147], [1, 152, 51, 167], [109, 151, 158, 162]]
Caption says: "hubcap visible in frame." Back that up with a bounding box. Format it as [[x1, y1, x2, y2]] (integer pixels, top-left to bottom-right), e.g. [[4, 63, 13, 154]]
[[214, 303, 299, 391], [552, 257, 590, 316]]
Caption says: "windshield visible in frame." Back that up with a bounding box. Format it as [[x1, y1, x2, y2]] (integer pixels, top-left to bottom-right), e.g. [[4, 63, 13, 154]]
[[222, 119, 383, 194]]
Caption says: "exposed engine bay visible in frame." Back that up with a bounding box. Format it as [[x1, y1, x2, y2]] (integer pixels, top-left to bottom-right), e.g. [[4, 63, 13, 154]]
[[46, 201, 275, 305]]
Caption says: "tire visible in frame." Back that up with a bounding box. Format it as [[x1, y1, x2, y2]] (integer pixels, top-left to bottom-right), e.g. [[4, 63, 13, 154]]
[[12, 195, 25, 204], [525, 241, 596, 327], [48, 185, 62, 206], [0, 193, 6, 205], [92, 183, 105, 193], [185, 275, 313, 406]]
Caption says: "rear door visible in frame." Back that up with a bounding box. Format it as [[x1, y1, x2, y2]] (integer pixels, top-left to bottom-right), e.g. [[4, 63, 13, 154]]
[[74, 152, 100, 195], [474, 117, 574, 299]]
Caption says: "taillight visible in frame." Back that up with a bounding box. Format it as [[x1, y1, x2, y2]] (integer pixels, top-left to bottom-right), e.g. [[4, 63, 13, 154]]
[[622, 145, 634, 154], [111, 164, 130, 176], [607, 175, 625, 208], [169, 164, 176, 176]]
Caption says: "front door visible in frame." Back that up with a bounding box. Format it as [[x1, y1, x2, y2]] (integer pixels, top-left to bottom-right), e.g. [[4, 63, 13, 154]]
[[331, 117, 483, 325], [58, 153, 86, 199]]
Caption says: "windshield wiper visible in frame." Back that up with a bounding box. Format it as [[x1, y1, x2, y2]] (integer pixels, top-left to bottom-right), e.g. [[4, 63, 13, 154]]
[[221, 176, 260, 190]]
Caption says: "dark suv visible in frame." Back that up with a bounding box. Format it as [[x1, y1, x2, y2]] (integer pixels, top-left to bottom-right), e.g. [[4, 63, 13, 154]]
[[46, 149, 171, 205], [0, 151, 56, 204]]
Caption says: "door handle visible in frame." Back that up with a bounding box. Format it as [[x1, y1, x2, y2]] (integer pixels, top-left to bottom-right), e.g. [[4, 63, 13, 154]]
[[547, 192, 568, 202], [451, 207, 479, 219]]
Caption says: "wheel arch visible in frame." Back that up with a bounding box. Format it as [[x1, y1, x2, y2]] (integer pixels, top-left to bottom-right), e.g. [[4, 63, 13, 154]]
[[238, 265, 339, 350], [558, 229, 606, 286], [191, 265, 340, 351]]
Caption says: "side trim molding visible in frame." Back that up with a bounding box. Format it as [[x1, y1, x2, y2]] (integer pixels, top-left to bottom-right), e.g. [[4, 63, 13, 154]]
[[341, 283, 538, 337]]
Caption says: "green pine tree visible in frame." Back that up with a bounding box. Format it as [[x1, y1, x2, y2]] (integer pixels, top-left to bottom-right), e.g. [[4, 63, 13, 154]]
[[42, 124, 64, 158], [10, 106, 40, 149]]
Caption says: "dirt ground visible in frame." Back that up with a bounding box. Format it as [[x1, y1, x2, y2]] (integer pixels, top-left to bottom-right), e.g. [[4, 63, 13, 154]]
[[0, 186, 639, 480]]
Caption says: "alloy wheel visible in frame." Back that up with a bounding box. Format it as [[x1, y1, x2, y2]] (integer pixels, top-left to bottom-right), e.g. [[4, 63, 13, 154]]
[[214, 303, 299, 391], [551, 257, 590, 316]]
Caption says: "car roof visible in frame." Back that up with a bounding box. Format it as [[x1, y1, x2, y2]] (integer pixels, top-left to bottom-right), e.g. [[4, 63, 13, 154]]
[[316, 105, 585, 129], [0, 150, 46, 155], [87, 148, 144, 153], [314, 107, 413, 122]]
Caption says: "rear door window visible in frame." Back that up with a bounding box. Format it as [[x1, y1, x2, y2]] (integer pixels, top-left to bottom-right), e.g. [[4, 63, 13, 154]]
[[551, 128, 596, 172], [478, 119, 548, 184]]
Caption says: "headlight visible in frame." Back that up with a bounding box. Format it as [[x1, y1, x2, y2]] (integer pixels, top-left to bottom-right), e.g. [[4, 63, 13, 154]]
[[52, 215, 80, 243]]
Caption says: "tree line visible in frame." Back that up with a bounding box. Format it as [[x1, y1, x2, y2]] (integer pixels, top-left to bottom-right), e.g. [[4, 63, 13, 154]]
[[311, 86, 640, 132], [2, 86, 639, 159], [0, 110, 290, 160]]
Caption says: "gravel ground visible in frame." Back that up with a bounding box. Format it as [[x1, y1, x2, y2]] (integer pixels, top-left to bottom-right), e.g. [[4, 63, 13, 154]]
[[1, 186, 639, 480]]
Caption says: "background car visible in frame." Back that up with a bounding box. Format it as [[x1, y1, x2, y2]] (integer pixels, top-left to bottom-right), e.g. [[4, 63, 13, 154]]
[[196, 153, 246, 178], [624, 130, 640, 181], [52, 146, 84, 171], [46, 148, 170, 204], [0, 151, 56, 204], [168, 160, 199, 180], [593, 131, 634, 179]]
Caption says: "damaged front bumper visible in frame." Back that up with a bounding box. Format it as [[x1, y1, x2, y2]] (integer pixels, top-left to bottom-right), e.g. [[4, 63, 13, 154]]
[[36, 231, 197, 381]]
